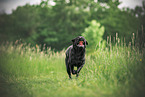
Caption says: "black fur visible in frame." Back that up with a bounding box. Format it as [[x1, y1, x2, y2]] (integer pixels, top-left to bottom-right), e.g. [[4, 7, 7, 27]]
[[65, 36, 88, 79]]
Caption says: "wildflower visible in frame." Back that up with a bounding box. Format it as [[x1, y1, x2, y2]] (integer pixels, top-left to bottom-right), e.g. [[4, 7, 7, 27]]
[[99, 66, 101, 69], [140, 59, 142, 61]]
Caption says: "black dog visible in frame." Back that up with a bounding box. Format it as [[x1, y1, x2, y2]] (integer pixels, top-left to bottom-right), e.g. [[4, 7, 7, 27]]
[[65, 36, 88, 79]]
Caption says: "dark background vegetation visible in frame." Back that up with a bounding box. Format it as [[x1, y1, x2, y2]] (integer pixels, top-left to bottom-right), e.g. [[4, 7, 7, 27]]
[[0, 0, 145, 50]]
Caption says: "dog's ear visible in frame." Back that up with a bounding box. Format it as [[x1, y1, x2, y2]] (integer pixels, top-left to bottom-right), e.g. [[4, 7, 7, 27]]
[[71, 38, 76, 43], [85, 40, 88, 45]]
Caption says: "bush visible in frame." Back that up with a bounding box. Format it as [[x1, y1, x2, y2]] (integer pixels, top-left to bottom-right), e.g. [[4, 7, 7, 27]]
[[82, 20, 106, 52]]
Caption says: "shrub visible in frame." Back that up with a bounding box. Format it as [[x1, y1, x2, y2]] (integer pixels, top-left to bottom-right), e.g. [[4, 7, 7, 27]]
[[82, 20, 106, 52]]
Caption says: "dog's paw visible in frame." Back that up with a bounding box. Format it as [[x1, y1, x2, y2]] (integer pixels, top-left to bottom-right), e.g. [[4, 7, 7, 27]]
[[76, 73, 79, 77], [72, 70, 77, 75], [69, 75, 72, 79]]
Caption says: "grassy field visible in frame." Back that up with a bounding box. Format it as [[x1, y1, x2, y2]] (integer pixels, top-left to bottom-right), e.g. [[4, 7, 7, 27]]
[[0, 39, 145, 97]]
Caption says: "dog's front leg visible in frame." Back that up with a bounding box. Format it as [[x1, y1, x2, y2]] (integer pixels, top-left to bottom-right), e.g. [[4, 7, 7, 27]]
[[66, 64, 72, 79], [76, 64, 84, 77]]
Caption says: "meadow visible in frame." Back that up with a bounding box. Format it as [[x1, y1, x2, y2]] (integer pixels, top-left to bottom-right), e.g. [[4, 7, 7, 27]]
[[0, 37, 145, 97]]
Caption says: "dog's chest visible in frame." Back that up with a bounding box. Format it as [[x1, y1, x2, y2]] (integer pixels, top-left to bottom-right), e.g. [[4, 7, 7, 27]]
[[72, 54, 81, 60], [70, 51, 84, 64]]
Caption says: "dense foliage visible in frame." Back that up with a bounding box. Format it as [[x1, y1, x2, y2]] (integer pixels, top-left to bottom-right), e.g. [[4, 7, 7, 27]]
[[0, 0, 145, 50]]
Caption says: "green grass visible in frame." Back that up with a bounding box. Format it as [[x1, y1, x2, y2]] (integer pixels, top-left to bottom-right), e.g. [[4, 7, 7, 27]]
[[0, 41, 145, 97]]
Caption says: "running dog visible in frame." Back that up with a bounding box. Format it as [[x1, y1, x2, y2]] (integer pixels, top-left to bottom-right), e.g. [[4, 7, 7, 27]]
[[65, 36, 88, 79]]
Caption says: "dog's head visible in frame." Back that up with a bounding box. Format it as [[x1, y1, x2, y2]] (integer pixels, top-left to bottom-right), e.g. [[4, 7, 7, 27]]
[[71, 36, 88, 49]]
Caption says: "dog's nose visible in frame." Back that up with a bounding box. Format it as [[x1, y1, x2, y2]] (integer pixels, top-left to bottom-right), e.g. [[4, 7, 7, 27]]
[[79, 41, 83, 46]]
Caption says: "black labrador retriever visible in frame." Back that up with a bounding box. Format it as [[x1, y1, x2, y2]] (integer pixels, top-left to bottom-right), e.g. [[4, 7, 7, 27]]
[[65, 36, 88, 79]]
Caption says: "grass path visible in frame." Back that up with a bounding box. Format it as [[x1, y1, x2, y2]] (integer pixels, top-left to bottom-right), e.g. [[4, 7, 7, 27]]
[[0, 42, 145, 97]]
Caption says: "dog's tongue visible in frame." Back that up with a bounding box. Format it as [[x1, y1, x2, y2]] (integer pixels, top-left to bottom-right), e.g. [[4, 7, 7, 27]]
[[79, 41, 83, 46]]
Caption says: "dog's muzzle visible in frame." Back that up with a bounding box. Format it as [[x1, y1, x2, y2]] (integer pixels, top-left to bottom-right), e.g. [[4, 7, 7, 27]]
[[77, 41, 84, 48], [77, 45, 84, 48]]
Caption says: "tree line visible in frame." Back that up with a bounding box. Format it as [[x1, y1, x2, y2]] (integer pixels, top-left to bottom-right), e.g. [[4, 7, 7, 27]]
[[0, 0, 144, 50]]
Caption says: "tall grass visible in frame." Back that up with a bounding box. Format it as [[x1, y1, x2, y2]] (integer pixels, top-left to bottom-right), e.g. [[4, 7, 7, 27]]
[[0, 34, 145, 97]]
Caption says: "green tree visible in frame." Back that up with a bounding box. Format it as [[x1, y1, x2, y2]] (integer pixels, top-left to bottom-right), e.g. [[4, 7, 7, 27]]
[[131, 1, 145, 48], [89, 0, 140, 43], [0, 0, 142, 51]]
